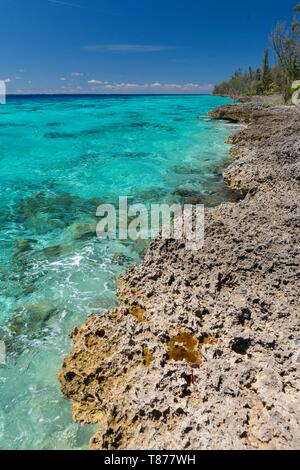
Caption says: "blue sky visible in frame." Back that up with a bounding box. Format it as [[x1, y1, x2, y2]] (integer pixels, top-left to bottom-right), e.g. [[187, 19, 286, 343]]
[[0, 0, 297, 94]]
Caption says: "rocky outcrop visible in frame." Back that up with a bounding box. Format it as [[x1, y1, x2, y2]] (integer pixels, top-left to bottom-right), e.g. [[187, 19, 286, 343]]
[[58, 103, 300, 450]]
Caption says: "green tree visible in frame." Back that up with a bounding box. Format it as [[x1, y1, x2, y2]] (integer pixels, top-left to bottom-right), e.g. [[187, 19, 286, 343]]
[[255, 68, 262, 81], [213, 3, 300, 99], [293, 3, 300, 64], [293, 3, 300, 34], [262, 49, 272, 91], [248, 66, 254, 80], [270, 21, 300, 101]]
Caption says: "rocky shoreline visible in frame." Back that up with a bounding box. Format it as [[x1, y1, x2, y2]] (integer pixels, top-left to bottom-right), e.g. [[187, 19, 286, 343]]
[[58, 103, 300, 450]]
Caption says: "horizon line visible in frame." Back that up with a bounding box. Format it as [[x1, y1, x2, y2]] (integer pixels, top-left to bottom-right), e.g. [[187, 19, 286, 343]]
[[6, 92, 216, 97]]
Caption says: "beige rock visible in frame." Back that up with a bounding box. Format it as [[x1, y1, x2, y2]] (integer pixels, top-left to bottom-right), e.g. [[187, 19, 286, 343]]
[[58, 103, 300, 450]]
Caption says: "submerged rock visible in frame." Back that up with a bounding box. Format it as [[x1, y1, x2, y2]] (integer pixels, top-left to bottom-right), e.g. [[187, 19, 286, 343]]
[[172, 188, 204, 198], [13, 239, 37, 258], [172, 185, 243, 207], [4, 299, 58, 341], [38, 244, 73, 259], [13, 191, 100, 235], [61, 221, 97, 243], [13, 243, 73, 272]]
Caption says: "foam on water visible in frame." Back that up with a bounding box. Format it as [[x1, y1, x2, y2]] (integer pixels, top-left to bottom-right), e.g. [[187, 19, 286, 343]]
[[0, 94, 239, 449]]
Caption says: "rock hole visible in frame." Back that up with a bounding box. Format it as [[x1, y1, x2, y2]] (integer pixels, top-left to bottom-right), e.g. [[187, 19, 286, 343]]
[[65, 371, 76, 382], [231, 337, 251, 355]]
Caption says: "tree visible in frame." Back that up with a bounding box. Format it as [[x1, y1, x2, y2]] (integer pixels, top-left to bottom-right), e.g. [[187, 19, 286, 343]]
[[293, 3, 300, 64], [255, 68, 262, 81], [270, 22, 299, 101], [233, 68, 243, 78], [248, 66, 254, 80], [262, 49, 272, 91], [293, 4, 300, 34], [214, 4, 300, 100]]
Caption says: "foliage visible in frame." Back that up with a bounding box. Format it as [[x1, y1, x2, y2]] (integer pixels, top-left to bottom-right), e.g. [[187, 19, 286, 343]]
[[214, 4, 300, 102]]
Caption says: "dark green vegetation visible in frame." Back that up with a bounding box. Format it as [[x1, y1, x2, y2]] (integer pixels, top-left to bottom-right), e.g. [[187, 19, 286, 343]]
[[214, 3, 300, 102]]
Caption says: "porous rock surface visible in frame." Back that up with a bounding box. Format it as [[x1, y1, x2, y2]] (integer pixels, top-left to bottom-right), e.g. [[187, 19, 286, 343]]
[[58, 103, 300, 450]]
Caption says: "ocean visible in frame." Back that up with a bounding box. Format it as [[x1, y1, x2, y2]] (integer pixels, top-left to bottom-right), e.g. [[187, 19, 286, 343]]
[[0, 94, 239, 449]]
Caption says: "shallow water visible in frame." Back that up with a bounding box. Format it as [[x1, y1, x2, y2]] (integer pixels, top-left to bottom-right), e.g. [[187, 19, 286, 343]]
[[0, 94, 240, 449]]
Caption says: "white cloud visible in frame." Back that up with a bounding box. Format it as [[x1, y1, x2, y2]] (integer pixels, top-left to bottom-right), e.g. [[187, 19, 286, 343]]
[[86, 80, 214, 94], [60, 77, 66, 81], [71, 72, 83, 76], [87, 79, 103, 85], [9, 81, 214, 96], [46, 0, 82, 8], [46, 0, 102, 12], [82, 44, 175, 53]]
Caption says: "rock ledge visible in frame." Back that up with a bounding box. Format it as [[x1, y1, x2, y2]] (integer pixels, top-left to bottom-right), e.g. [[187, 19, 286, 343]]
[[58, 103, 300, 450]]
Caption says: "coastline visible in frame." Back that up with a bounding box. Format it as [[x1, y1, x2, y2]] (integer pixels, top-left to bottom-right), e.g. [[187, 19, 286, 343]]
[[58, 102, 300, 450]]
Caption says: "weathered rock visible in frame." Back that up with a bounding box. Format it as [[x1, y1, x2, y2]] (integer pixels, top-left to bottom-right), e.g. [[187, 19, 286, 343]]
[[208, 104, 260, 123], [58, 103, 300, 450]]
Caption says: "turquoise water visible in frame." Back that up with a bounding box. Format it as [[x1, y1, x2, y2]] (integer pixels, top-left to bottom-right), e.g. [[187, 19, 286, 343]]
[[0, 94, 238, 449]]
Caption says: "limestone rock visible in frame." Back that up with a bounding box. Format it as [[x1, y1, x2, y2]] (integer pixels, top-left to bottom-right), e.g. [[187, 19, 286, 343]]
[[58, 103, 300, 450]]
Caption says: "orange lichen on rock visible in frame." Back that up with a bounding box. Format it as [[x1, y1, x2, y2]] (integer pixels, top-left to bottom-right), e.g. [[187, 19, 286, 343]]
[[167, 332, 199, 364], [143, 345, 153, 367], [117, 277, 148, 322], [201, 336, 217, 347], [130, 305, 146, 322], [167, 331, 217, 365]]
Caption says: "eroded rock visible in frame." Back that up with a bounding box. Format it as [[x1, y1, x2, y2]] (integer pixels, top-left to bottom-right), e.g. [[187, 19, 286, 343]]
[[58, 103, 300, 450]]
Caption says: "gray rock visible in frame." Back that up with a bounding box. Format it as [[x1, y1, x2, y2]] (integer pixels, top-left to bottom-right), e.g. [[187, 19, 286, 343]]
[[58, 103, 300, 450]]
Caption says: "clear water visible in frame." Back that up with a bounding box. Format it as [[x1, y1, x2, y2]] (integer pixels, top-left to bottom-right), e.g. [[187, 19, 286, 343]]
[[0, 94, 238, 449]]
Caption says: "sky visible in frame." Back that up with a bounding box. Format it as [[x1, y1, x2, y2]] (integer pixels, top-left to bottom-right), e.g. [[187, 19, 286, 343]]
[[0, 0, 298, 94]]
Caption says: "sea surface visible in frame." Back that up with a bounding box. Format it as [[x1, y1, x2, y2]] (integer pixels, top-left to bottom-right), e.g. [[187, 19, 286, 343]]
[[0, 94, 240, 449]]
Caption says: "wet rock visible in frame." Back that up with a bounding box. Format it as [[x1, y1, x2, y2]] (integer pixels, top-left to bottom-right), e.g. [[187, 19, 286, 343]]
[[136, 187, 168, 202], [88, 292, 118, 311], [38, 244, 73, 260], [128, 239, 150, 257], [172, 165, 204, 175], [208, 104, 259, 123], [110, 253, 133, 265], [172, 188, 204, 198], [13, 191, 100, 236], [13, 239, 37, 258], [6, 299, 58, 338], [14, 243, 73, 271], [62, 221, 97, 242]]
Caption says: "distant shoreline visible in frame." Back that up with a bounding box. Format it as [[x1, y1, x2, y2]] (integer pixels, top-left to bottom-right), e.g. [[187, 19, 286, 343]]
[[5, 93, 216, 98]]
